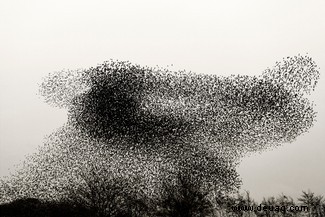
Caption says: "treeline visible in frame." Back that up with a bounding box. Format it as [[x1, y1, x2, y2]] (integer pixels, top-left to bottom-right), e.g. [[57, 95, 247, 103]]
[[215, 190, 325, 217], [1, 175, 324, 217]]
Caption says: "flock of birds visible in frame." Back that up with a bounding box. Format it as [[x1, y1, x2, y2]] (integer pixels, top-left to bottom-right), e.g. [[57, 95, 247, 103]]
[[0, 55, 320, 206]]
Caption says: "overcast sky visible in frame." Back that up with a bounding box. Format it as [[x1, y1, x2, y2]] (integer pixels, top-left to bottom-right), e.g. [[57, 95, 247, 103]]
[[0, 0, 324, 201]]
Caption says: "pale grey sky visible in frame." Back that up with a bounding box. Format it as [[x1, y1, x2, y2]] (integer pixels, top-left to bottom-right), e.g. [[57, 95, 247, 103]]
[[0, 0, 324, 201]]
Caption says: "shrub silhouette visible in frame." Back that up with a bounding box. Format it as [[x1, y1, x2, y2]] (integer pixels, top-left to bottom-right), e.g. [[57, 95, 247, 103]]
[[0, 197, 93, 217]]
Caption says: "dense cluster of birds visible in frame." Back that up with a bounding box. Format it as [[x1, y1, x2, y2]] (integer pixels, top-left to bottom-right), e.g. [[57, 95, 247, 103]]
[[0, 55, 320, 207]]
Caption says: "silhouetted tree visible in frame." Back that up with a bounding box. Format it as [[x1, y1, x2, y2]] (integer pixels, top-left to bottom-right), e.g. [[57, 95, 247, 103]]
[[64, 164, 151, 217], [298, 191, 324, 217], [156, 173, 214, 217]]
